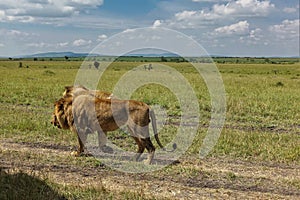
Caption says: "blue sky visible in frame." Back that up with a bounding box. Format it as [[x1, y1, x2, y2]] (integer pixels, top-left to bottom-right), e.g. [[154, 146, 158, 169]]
[[0, 0, 299, 57]]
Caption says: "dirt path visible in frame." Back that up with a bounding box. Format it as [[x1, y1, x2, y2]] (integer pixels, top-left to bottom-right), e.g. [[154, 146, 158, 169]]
[[1, 139, 299, 199]]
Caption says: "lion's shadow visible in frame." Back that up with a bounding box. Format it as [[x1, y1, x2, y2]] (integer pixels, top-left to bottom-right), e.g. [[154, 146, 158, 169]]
[[88, 146, 180, 166]]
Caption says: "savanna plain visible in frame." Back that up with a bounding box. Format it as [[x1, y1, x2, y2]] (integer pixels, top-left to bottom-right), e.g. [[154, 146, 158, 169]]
[[0, 58, 299, 199]]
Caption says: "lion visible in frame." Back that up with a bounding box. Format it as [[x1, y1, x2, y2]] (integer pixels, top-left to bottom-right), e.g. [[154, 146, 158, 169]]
[[51, 94, 176, 164], [63, 85, 113, 99], [60, 85, 115, 153]]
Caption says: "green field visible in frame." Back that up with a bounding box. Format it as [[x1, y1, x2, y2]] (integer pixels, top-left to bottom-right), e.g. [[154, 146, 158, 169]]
[[0, 59, 299, 199]]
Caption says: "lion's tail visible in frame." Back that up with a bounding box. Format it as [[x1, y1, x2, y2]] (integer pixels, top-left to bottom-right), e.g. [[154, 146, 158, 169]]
[[149, 109, 177, 152]]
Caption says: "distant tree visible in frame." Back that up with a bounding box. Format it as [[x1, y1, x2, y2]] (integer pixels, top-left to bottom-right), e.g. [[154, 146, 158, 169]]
[[264, 58, 270, 63], [33, 58, 38, 61], [19, 62, 23, 68], [65, 56, 69, 61], [8, 57, 12, 60], [94, 61, 100, 69], [161, 56, 167, 62]]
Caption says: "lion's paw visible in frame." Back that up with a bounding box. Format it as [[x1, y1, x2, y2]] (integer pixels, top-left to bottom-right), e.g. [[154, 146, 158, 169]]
[[70, 151, 80, 156], [143, 159, 153, 165], [100, 145, 114, 154]]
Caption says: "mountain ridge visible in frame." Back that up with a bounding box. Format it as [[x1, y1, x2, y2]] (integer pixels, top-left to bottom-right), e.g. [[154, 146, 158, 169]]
[[2, 51, 299, 58]]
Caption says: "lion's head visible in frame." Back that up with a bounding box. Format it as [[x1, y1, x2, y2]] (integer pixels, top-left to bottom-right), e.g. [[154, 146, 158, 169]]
[[50, 113, 61, 128], [51, 97, 73, 130]]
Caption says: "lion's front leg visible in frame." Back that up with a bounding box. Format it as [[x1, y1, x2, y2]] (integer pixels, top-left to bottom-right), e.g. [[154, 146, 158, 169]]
[[70, 127, 88, 156], [78, 131, 87, 154], [70, 133, 86, 156]]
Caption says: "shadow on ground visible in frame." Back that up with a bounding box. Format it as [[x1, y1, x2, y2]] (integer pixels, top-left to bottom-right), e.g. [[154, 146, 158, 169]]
[[0, 168, 66, 200]]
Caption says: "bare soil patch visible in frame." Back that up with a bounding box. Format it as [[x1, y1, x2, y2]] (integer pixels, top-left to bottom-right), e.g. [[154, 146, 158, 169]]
[[1, 139, 299, 199]]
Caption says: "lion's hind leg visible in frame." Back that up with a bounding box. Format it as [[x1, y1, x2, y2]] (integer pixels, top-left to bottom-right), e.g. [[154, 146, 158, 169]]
[[97, 131, 113, 153], [142, 138, 155, 165], [132, 136, 146, 161], [128, 125, 146, 162]]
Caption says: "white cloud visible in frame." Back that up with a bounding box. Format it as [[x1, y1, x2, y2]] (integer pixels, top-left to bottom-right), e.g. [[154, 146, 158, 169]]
[[174, 10, 220, 23], [249, 28, 263, 41], [175, 11, 197, 20], [269, 19, 300, 40], [70, 0, 103, 6], [57, 42, 69, 47], [0, 10, 5, 20], [26, 41, 70, 48], [0, 0, 103, 23], [152, 20, 162, 28], [184, 0, 275, 19], [96, 34, 108, 42], [6, 29, 30, 37], [26, 42, 50, 48], [239, 28, 264, 45], [158, 0, 275, 29], [0, 13, 35, 23], [123, 29, 136, 33], [283, 7, 297, 14], [72, 39, 92, 46], [212, 0, 275, 16], [214, 20, 250, 35], [192, 0, 228, 2], [156, 10, 220, 29], [0, 43, 4, 47], [210, 21, 269, 46], [0, 29, 38, 40]]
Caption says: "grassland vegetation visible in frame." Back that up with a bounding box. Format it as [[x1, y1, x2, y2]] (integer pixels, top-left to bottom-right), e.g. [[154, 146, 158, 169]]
[[0, 59, 299, 199]]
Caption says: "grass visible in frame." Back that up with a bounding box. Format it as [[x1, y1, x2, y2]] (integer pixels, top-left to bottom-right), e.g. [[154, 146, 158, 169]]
[[222, 64, 300, 122], [0, 169, 64, 200], [0, 59, 299, 199], [0, 60, 299, 160], [214, 129, 300, 162], [0, 168, 160, 200]]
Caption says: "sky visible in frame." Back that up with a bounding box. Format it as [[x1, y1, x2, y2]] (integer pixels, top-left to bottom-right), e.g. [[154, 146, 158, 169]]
[[0, 0, 299, 57]]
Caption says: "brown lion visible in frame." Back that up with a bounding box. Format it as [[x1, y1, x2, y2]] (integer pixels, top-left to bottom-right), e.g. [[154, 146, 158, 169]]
[[60, 85, 116, 153], [51, 94, 176, 164], [63, 85, 113, 99]]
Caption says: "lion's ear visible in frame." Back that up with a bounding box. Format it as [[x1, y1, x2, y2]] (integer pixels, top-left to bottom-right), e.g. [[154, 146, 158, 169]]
[[63, 86, 73, 97]]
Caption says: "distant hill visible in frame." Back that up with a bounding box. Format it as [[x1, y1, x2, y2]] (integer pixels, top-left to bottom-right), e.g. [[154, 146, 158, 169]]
[[5, 51, 299, 59], [21, 52, 99, 58], [16, 51, 181, 58]]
